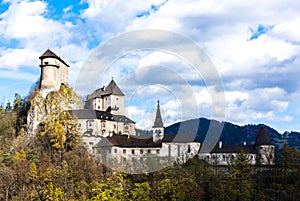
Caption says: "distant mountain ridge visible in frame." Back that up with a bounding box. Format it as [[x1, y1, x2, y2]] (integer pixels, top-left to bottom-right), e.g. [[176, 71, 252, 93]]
[[164, 118, 300, 150]]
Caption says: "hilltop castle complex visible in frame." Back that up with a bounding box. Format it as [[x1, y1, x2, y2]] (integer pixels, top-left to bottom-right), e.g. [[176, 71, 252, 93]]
[[35, 49, 275, 166]]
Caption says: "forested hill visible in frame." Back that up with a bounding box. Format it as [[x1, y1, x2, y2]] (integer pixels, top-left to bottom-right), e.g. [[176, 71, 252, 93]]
[[165, 118, 300, 150]]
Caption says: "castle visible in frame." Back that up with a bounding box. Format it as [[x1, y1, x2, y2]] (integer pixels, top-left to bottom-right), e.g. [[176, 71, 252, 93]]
[[39, 49, 69, 97], [37, 49, 275, 166]]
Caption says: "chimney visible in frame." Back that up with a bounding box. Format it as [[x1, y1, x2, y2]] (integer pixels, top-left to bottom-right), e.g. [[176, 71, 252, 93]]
[[218, 141, 222, 149]]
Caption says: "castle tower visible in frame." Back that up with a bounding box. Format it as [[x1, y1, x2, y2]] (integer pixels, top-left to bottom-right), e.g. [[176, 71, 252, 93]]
[[152, 100, 164, 142], [39, 49, 69, 95], [85, 79, 125, 115], [254, 126, 275, 165]]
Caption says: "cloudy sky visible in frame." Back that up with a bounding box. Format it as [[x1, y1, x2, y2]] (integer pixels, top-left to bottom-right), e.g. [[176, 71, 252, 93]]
[[1, 0, 300, 133]]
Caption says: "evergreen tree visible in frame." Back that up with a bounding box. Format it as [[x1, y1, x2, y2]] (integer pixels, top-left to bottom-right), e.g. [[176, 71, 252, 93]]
[[229, 151, 253, 201]]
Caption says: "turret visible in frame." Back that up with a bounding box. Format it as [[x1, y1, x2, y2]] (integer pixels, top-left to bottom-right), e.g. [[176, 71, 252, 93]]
[[254, 126, 275, 165], [152, 100, 164, 142], [39, 49, 69, 94]]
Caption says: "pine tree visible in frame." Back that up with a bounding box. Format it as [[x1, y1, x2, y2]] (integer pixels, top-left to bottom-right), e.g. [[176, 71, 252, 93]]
[[229, 151, 253, 201]]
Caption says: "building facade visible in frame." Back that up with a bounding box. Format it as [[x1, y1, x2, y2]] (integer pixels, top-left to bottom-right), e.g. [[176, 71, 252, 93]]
[[198, 126, 275, 166]]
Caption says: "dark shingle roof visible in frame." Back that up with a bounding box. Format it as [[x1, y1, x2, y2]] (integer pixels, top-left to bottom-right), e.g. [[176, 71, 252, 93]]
[[68, 109, 135, 123], [162, 134, 200, 143], [153, 101, 163, 128], [87, 80, 124, 100], [68, 109, 114, 121], [39, 49, 58, 58], [95, 134, 161, 148], [39, 49, 69, 67], [104, 80, 124, 96], [113, 115, 135, 123], [210, 143, 256, 154], [254, 126, 274, 146]]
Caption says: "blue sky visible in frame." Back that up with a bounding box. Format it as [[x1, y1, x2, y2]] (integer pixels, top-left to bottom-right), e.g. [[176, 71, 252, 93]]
[[1, 0, 300, 133]]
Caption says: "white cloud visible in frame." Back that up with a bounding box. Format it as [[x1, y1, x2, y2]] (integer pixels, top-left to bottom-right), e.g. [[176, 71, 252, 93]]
[[0, 48, 40, 69], [0, 1, 67, 41], [1, 0, 300, 132]]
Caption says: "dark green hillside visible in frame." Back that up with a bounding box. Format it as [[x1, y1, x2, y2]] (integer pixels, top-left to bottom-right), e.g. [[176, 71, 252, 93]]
[[165, 118, 300, 150]]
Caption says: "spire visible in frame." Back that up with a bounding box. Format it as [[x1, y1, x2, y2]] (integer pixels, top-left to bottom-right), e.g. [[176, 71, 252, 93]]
[[254, 126, 274, 146], [153, 100, 163, 128]]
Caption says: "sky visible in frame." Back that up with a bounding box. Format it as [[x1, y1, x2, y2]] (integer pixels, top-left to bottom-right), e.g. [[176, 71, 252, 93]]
[[1, 0, 300, 133]]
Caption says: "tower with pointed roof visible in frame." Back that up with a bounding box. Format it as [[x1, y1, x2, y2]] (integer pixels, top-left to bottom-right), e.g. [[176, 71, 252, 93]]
[[85, 79, 125, 115], [152, 100, 164, 142], [254, 126, 275, 165], [39, 49, 69, 95]]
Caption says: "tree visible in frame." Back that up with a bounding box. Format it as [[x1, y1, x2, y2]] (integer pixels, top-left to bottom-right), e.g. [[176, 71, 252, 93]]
[[5, 102, 12, 112], [228, 151, 253, 201], [13, 93, 23, 113], [0, 105, 5, 116], [38, 87, 81, 160]]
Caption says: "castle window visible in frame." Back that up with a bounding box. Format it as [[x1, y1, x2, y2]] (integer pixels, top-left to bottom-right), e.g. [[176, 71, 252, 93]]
[[123, 149, 126, 154], [89, 142, 93, 145], [187, 145, 191, 153], [147, 149, 151, 154], [140, 150, 144, 154], [132, 150, 135, 154], [156, 149, 160, 154], [44, 61, 48, 64], [114, 149, 117, 153], [270, 154, 273, 159], [260, 147, 263, 150], [98, 106, 100, 109], [223, 155, 226, 161]]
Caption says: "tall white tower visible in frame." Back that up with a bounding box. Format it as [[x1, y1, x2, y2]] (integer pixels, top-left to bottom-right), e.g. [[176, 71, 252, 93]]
[[152, 100, 164, 142], [39, 49, 69, 95]]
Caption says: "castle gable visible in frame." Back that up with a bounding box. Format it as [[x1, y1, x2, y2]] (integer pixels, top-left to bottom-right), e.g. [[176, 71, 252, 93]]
[[87, 79, 124, 100]]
